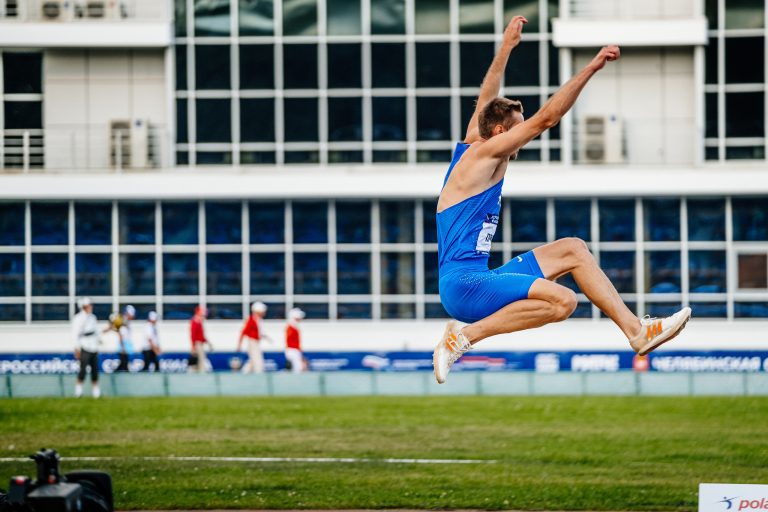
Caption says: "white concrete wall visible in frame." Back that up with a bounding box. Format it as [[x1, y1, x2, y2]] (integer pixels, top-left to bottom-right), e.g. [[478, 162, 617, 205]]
[[570, 0, 698, 19], [43, 49, 166, 170], [573, 47, 696, 166]]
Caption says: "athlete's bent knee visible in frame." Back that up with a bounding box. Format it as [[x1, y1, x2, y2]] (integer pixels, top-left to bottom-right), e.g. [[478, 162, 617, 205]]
[[552, 289, 577, 322]]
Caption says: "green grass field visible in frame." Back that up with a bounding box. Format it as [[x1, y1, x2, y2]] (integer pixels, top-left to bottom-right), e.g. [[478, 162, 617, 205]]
[[1, 396, 767, 511]]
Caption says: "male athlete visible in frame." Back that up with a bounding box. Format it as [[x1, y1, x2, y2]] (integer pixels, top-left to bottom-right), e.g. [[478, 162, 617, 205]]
[[433, 16, 691, 384]]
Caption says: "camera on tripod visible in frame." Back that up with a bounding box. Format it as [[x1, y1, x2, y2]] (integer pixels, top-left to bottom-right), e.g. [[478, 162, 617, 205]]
[[0, 448, 113, 512]]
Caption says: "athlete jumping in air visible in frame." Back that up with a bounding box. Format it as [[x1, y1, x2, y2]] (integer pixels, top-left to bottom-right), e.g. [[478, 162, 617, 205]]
[[433, 16, 691, 384]]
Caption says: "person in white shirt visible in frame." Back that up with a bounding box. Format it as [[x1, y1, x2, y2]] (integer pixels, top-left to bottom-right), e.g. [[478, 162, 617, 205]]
[[73, 297, 104, 398], [141, 311, 161, 372], [284, 308, 306, 373], [237, 302, 272, 374]]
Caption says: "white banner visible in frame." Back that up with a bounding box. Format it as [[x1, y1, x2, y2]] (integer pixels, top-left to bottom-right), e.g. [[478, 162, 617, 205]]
[[700, 484, 768, 512]]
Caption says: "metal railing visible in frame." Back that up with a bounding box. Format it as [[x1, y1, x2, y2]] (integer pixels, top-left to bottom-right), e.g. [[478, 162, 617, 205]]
[[0, 0, 168, 22]]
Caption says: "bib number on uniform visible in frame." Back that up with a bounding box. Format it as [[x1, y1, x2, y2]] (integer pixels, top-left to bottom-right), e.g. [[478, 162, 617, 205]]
[[475, 214, 498, 254]]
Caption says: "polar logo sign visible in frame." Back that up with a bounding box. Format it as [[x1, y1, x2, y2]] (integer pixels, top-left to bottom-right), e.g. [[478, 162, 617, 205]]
[[700, 484, 768, 512]]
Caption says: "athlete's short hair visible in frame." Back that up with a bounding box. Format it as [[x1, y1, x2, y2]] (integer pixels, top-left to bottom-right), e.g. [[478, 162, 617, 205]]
[[478, 97, 523, 139]]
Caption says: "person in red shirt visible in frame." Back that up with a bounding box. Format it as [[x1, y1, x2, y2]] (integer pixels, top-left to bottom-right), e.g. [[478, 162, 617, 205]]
[[237, 302, 271, 373], [189, 305, 211, 373], [285, 308, 306, 373]]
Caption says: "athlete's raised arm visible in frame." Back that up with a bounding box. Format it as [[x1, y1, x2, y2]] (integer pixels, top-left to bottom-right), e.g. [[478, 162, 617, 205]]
[[463, 15, 527, 144], [478, 45, 620, 159]]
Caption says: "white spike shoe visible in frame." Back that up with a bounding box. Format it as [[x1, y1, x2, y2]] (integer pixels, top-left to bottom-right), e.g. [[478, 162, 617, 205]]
[[629, 307, 692, 356], [433, 320, 472, 384]]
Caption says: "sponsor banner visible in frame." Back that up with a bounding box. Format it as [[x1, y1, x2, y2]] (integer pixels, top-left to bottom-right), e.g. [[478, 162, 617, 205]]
[[700, 483, 768, 512], [0, 350, 768, 374]]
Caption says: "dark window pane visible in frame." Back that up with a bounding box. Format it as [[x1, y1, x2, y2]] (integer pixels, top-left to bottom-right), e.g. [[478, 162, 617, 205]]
[[250, 202, 284, 243], [460, 42, 493, 87], [163, 303, 196, 320], [196, 45, 230, 90], [726, 146, 765, 160], [425, 302, 449, 318], [726, 37, 764, 83], [735, 302, 768, 318], [504, 0, 540, 32], [504, 41, 539, 87], [733, 198, 768, 241], [175, 0, 187, 36], [600, 251, 635, 293], [0, 304, 25, 322], [163, 253, 199, 295], [705, 92, 718, 139], [120, 253, 155, 295], [239, 0, 274, 35], [284, 151, 319, 163], [328, 0, 361, 35], [548, 42, 559, 87], [206, 202, 241, 244], [208, 302, 243, 319], [416, 43, 450, 87], [329, 150, 363, 163], [4, 101, 42, 129], [510, 199, 546, 242], [459, 0, 493, 33], [423, 200, 438, 243], [119, 202, 155, 245], [488, 250, 504, 270], [195, 0, 230, 36], [373, 150, 407, 162], [76, 253, 111, 296], [32, 203, 68, 245], [175, 44, 187, 91], [371, 0, 405, 34], [239, 45, 274, 89], [328, 44, 362, 88], [371, 43, 405, 87], [207, 253, 242, 295], [163, 202, 199, 245], [461, 95, 475, 131], [241, 151, 276, 164], [241, 98, 275, 142], [646, 251, 681, 293], [725, 0, 764, 29], [3, 53, 42, 93], [284, 98, 318, 142], [688, 198, 725, 241], [380, 201, 414, 242], [424, 251, 439, 294], [251, 253, 285, 293], [0, 203, 24, 246], [706, 37, 718, 85], [726, 92, 764, 137], [381, 252, 415, 294], [336, 202, 370, 243], [382, 302, 415, 319], [176, 98, 188, 143], [76, 202, 111, 245], [569, 302, 592, 319], [372, 96, 406, 141], [738, 254, 767, 288], [32, 253, 68, 296], [337, 302, 371, 319], [293, 302, 328, 319], [196, 151, 232, 165], [293, 201, 327, 243], [294, 252, 328, 294], [283, 0, 317, 35], [644, 198, 680, 241], [196, 99, 231, 143], [417, 149, 450, 162], [646, 302, 682, 318], [328, 97, 362, 141], [0, 254, 24, 296], [690, 302, 726, 318], [32, 304, 69, 321], [337, 252, 371, 294], [415, 0, 449, 33], [705, 0, 717, 29], [417, 97, 450, 140], [555, 199, 591, 241], [599, 199, 635, 242], [284, 44, 317, 89], [690, 250, 726, 293]]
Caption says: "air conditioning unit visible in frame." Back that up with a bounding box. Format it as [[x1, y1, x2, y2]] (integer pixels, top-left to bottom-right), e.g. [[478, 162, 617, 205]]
[[41, 0, 75, 20], [109, 119, 150, 169], [578, 115, 624, 164]]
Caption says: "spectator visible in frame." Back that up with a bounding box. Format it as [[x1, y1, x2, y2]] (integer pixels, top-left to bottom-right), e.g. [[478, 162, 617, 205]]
[[189, 305, 211, 373], [115, 305, 136, 372], [285, 307, 306, 373], [237, 302, 272, 373], [141, 311, 161, 372], [73, 297, 104, 398]]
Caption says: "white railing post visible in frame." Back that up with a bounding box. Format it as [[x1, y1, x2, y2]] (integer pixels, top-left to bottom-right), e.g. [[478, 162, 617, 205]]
[[22, 130, 30, 172]]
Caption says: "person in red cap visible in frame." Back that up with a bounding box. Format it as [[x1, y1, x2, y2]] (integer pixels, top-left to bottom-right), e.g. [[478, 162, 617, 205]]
[[189, 305, 211, 373], [285, 308, 306, 373], [237, 301, 272, 373]]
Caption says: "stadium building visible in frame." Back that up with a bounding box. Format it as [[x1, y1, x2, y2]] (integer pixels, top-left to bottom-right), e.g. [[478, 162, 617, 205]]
[[0, 0, 767, 358]]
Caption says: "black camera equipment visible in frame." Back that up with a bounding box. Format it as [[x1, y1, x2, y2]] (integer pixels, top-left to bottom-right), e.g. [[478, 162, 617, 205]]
[[0, 448, 113, 512]]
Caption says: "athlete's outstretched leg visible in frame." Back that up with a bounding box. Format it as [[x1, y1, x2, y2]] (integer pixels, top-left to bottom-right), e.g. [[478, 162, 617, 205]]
[[533, 237, 641, 339]]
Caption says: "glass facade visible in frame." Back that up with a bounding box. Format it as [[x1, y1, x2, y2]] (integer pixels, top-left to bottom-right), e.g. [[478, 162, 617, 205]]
[[2, 196, 767, 322], [174, 0, 561, 166]]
